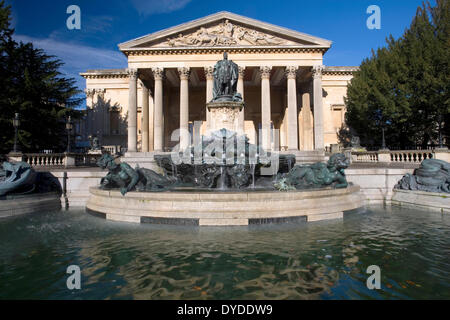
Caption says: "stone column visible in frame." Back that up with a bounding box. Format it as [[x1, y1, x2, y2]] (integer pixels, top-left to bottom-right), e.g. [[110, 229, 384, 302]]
[[127, 68, 138, 152], [286, 66, 298, 150], [260, 66, 272, 150], [140, 80, 149, 152], [153, 68, 164, 152], [204, 66, 214, 132], [312, 65, 324, 150], [85, 89, 95, 137], [237, 66, 245, 134], [178, 67, 190, 150], [301, 91, 314, 151]]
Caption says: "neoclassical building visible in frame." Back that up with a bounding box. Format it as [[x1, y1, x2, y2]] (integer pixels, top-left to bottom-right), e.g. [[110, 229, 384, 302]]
[[81, 11, 357, 162]]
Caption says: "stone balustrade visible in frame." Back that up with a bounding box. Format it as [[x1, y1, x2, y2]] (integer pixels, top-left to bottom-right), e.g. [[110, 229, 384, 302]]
[[23, 153, 66, 167], [19, 153, 102, 168], [102, 145, 121, 155], [388, 151, 433, 163], [73, 153, 103, 167], [352, 149, 448, 164], [353, 151, 379, 163]]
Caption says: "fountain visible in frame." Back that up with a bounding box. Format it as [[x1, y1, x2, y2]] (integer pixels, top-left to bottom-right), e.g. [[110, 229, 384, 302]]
[[86, 53, 363, 225], [0, 161, 62, 217]]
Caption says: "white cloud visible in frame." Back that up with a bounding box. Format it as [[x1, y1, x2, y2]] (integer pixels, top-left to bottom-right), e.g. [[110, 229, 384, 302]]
[[131, 0, 192, 16], [12, 34, 127, 92]]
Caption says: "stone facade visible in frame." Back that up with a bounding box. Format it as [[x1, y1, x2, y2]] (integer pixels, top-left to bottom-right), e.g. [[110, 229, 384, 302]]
[[80, 11, 358, 155]]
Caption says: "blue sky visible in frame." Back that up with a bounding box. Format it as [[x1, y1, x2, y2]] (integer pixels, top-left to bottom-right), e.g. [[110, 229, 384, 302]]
[[8, 0, 432, 100]]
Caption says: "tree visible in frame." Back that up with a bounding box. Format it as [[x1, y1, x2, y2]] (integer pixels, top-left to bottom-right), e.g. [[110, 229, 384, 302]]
[[344, 0, 449, 149], [0, 1, 83, 154]]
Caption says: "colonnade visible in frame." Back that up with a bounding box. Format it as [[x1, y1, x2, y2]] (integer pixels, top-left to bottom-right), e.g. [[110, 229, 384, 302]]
[[126, 65, 324, 152]]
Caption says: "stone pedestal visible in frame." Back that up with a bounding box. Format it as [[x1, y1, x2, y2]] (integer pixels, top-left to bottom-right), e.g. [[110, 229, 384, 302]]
[[7, 152, 23, 163], [433, 148, 450, 162], [378, 149, 391, 162], [64, 153, 76, 168], [87, 149, 102, 155], [206, 101, 244, 133]]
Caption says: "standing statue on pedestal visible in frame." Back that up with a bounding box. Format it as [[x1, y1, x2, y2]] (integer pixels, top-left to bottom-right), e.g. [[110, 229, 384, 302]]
[[212, 52, 242, 102]]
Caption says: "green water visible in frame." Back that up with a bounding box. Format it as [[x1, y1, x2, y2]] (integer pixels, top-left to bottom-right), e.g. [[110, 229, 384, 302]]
[[0, 206, 449, 299]]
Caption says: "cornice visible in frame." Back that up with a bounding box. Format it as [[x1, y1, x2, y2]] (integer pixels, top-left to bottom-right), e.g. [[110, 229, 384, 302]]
[[121, 46, 329, 56]]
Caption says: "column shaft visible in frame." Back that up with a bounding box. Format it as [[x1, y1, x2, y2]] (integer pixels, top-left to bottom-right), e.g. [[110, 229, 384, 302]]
[[313, 66, 324, 150], [127, 69, 138, 152], [141, 80, 149, 152], [237, 66, 245, 134], [153, 68, 164, 152], [286, 66, 298, 150], [301, 92, 314, 151], [260, 66, 272, 150], [204, 67, 214, 132], [178, 67, 190, 150]]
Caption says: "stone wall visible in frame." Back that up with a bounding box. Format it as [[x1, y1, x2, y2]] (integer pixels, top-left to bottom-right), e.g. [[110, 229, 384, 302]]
[[345, 168, 410, 204]]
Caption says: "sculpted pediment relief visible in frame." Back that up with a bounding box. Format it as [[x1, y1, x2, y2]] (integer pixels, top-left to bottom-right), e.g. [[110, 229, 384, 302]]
[[151, 20, 301, 48], [119, 12, 332, 51]]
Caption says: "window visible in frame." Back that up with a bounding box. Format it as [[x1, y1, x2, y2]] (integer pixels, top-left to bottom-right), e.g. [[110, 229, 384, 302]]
[[110, 110, 120, 135], [331, 104, 345, 131]]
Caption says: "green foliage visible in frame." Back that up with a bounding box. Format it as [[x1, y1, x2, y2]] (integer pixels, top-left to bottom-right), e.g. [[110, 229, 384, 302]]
[[0, 1, 83, 154], [344, 0, 450, 149]]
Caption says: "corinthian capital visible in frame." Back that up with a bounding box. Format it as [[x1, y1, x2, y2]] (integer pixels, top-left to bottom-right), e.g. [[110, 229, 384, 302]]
[[285, 66, 298, 79], [178, 67, 190, 80], [312, 65, 324, 78], [85, 88, 95, 98], [204, 66, 214, 80], [152, 67, 164, 81], [127, 68, 138, 79], [260, 66, 272, 80], [238, 66, 246, 79], [95, 88, 106, 99]]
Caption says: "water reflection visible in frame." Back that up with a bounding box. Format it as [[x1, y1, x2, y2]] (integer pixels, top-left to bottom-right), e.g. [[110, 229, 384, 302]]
[[0, 206, 449, 299]]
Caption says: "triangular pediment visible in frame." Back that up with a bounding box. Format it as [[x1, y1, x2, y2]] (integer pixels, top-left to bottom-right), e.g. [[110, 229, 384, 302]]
[[119, 11, 332, 50]]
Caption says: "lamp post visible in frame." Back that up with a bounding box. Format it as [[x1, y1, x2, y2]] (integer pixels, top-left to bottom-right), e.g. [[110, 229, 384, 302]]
[[438, 113, 444, 149], [66, 116, 73, 153], [12, 113, 20, 153], [381, 126, 387, 150]]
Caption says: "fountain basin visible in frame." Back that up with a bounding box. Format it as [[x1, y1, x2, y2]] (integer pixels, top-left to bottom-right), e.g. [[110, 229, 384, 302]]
[[0, 192, 61, 218], [86, 184, 363, 226]]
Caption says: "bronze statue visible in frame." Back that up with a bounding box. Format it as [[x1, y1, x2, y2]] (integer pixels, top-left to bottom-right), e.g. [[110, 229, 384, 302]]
[[395, 158, 450, 193], [0, 161, 60, 196], [212, 52, 242, 102], [97, 153, 174, 195], [0, 161, 37, 196], [275, 153, 350, 191]]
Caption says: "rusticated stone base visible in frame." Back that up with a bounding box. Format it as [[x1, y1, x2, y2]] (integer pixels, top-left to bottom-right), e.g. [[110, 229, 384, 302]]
[[86, 184, 364, 226]]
